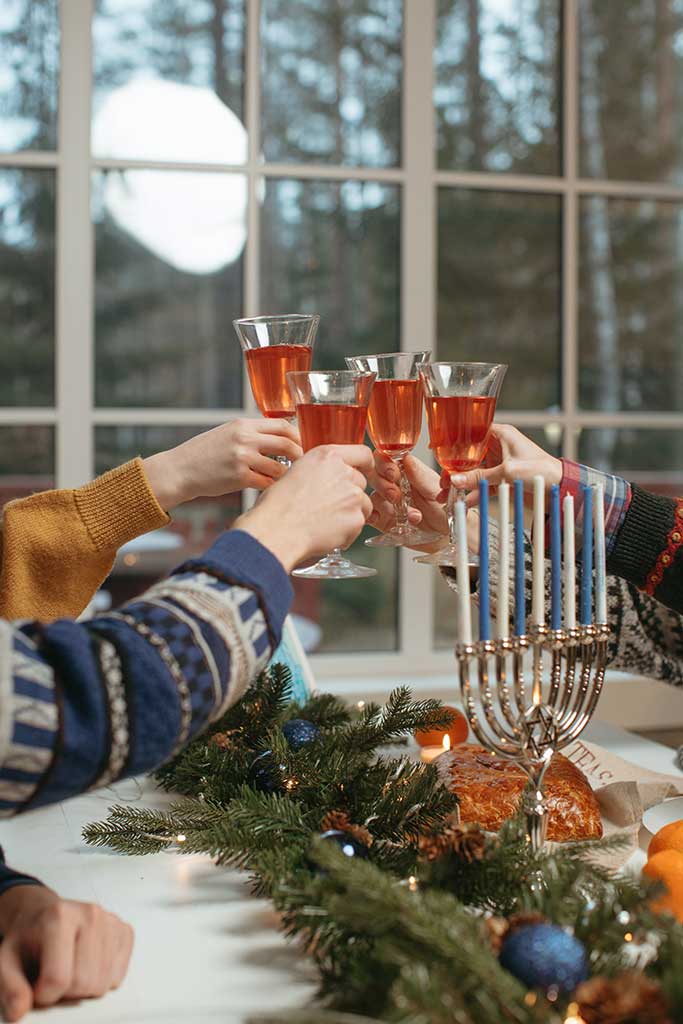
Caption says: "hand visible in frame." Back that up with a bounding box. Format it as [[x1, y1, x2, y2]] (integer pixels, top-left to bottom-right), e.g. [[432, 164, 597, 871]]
[[0, 885, 134, 1021], [143, 418, 303, 509], [367, 453, 448, 551], [368, 452, 480, 553], [437, 424, 562, 506], [234, 445, 374, 571]]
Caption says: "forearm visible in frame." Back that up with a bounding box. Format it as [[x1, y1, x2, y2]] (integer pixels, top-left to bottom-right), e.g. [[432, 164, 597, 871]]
[[0, 530, 292, 816], [0, 847, 43, 906]]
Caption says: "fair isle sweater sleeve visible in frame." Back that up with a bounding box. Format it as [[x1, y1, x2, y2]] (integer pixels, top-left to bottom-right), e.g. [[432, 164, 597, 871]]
[[0, 530, 292, 816]]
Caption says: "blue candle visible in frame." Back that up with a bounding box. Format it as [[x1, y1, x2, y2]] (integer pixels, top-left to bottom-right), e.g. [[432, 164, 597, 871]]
[[514, 479, 525, 635], [550, 484, 561, 630], [479, 479, 490, 641], [580, 485, 593, 625]]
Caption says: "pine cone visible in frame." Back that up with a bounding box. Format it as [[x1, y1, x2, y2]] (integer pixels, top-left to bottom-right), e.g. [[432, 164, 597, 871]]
[[576, 972, 671, 1024], [321, 810, 373, 848], [209, 730, 238, 751], [419, 822, 487, 864]]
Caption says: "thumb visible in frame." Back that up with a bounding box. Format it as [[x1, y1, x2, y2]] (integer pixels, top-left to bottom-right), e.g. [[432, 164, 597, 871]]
[[0, 939, 33, 1022]]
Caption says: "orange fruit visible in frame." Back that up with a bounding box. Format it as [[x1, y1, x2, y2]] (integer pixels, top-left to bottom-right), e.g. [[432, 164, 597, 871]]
[[643, 849, 683, 921], [648, 818, 683, 858], [415, 706, 469, 748]]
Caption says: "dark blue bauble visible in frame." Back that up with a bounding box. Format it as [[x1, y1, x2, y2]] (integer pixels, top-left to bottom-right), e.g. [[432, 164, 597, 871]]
[[248, 750, 286, 794], [499, 924, 589, 994], [282, 718, 320, 751], [319, 829, 369, 860]]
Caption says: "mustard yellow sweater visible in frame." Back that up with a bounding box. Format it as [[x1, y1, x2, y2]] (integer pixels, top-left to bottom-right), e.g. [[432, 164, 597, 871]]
[[0, 458, 169, 621]]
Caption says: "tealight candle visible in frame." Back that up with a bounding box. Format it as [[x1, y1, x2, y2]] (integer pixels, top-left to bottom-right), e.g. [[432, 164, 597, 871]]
[[420, 734, 452, 763]]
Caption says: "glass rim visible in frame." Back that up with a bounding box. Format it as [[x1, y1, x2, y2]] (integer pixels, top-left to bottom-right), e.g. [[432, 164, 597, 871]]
[[286, 369, 376, 382], [233, 313, 320, 327], [346, 350, 430, 361], [422, 361, 508, 372]]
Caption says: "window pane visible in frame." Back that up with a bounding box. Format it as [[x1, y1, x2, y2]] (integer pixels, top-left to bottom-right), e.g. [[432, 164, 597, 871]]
[[579, 0, 683, 184], [93, 169, 244, 408], [433, 425, 562, 649], [0, 0, 59, 152], [261, 179, 400, 366], [0, 169, 55, 406], [95, 425, 242, 606], [93, 0, 245, 163], [579, 196, 683, 413], [437, 189, 561, 411], [435, 0, 561, 174], [292, 536, 398, 653], [260, 0, 402, 167], [0, 426, 54, 506], [579, 428, 683, 498]]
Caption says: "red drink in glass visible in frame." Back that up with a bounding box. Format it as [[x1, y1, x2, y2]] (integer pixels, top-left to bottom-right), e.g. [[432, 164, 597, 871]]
[[297, 403, 368, 451], [245, 343, 312, 419], [366, 379, 423, 456], [425, 395, 496, 473]]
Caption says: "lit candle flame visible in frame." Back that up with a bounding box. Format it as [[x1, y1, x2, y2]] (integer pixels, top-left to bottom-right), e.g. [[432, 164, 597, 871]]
[[442, 734, 451, 751]]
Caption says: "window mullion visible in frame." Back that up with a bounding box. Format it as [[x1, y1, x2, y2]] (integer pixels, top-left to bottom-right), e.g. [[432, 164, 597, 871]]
[[400, 0, 437, 659], [562, 0, 580, 461], [56, 0, 94, 487]]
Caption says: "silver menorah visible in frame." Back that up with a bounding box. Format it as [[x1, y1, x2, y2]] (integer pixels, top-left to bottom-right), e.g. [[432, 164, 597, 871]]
[[455, 622, 610, 852]]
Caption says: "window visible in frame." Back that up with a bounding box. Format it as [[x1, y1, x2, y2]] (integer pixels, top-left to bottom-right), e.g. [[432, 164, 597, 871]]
[[2, 1, 683, 678]]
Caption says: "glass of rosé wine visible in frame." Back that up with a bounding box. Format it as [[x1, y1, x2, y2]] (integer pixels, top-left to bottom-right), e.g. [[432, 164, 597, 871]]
[[286, 369, 377, 579], [345, 351, 441, 548], [416, 361, 507, 568], [233, 313, 319, 464]]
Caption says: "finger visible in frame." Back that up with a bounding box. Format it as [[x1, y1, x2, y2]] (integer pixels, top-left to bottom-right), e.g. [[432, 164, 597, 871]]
[[109, 923, 134, 990], [249, 453, 289, 482], [348, 467, 370, 492], [254, 418, 301, 442], [402, 455, 441, 497], [371, 476, 401, 503], [0, 940, 33, 1022], [70, 926, 104, 999], [373, 451, 400, 482], [359, 492, 373, 520], [328, 444, 374, 473], [33, 918, 77, 1006], [257, 435, 303, 462], [244, 471, 278, 491]]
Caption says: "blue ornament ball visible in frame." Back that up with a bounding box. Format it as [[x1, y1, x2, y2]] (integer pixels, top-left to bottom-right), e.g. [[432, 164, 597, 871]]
[[499, 924, 589, 994], [319, 829, 369, 860], [248, 750, 286, 794], [282, 718, 320, 751]]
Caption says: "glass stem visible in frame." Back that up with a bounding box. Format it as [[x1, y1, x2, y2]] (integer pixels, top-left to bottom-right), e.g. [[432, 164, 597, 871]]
[[447, 480, 467, 548], [394, 457, 410, 530]]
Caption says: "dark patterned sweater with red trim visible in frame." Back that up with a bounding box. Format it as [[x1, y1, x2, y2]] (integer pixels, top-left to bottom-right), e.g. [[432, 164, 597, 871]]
[[608, 485, 683, 613]]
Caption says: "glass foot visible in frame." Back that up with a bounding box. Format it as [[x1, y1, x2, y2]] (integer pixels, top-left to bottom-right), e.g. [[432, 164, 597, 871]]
[[365, 526, 443, 548], [292, 553, 377, 579], [414, 544, 479, 568]]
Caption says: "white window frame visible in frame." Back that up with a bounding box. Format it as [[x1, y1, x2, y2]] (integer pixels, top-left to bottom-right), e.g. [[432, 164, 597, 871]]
[[3, 0, 683, 691]]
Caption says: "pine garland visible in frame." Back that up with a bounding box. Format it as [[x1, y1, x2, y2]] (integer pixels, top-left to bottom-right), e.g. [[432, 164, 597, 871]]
[[84, 666, 683, 1023]]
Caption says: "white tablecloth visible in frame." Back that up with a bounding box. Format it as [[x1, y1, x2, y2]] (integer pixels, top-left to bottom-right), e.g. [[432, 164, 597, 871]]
[[1, 720, 680, 1023]]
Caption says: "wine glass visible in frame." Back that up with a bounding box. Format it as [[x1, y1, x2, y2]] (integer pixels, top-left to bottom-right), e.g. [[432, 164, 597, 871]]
[[345, 351, 441, 547], [286, 369, 377, 579], [415, 362, 507, 568], [233, 313, 320, 465]]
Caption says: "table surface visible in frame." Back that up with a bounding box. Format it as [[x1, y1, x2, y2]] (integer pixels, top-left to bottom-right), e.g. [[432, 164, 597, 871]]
[[2, 720, 680, 1024]]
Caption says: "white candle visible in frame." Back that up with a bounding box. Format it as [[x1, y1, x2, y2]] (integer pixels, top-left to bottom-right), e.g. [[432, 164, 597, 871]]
[[455, 499, 472, 644], [594, 483, 607, 624], [497, 482, 510, 639], [563, 494, 576, 630], [532, 475, 545, 626]]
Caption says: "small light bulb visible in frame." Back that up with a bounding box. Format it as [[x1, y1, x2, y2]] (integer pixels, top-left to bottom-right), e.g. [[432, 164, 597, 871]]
[[407, 875, 418, 892], [524, 992, 537, 1007], [176, 833, 186, 843], [356, 700, 365, 710], [617, 910, 631, 926], [123, 553, 138, 567], [624, 931, 633, 942]]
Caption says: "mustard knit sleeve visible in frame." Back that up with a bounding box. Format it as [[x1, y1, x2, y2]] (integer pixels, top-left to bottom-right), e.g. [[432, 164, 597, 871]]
[[0, 458, 170, 622]]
